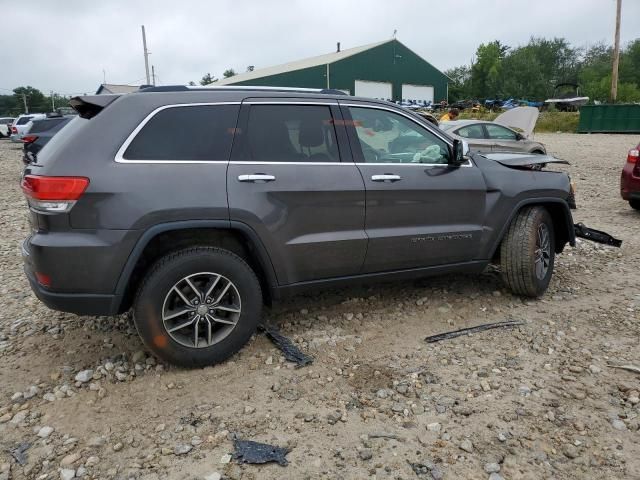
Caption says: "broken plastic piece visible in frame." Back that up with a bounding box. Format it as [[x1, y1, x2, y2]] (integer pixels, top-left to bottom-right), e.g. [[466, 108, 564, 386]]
[[607, 364, 640, 375], [11, 442, 30, 465], [425, 320, 524, 343], [233, 439, 289, 466], [574, 223, 622, 247], [260, 324, 313, 367]]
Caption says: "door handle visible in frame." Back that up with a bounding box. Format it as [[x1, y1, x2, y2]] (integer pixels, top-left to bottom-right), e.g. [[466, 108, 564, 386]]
[[371, 174, 401, 182], [238, 174, 276, 183]]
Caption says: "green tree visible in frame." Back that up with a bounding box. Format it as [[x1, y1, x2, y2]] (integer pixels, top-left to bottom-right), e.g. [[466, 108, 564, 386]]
[[223, 69, 237, 78], [444, 66, 471, 102], [13, 86, 48, 113], [471, 41, 509, 98], [200, 73, 218, 85]]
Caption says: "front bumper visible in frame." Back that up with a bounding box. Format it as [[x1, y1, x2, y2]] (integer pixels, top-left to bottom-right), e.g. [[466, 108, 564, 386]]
[[22, 236, 122, 316]]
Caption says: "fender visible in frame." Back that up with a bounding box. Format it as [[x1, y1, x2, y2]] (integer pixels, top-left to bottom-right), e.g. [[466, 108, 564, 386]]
[[111, 220, 279, 311], [487, 197, 575, 259]]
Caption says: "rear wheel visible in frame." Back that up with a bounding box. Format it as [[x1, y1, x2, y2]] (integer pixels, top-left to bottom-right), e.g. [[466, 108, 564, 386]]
[[133, 247, 262, 368], [500, 206, 555, 297], [630, 199, 640, 211]]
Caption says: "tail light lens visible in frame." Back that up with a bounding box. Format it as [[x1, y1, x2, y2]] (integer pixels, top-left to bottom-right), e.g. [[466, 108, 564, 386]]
[[628, 148, 639, 164], [21, 175, 89, 213], [11, 126, 17, 133], [22, 135, 38, 144]]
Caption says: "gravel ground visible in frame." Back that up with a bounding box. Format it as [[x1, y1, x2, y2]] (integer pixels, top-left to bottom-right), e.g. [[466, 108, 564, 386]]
[[0, 133, 639, 480]]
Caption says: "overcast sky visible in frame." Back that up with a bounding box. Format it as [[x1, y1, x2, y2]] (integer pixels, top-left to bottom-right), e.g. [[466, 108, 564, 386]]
[[1, 0, 638, 96]]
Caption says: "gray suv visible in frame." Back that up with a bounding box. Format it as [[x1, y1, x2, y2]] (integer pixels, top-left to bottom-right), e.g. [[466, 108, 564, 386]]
[[21, 86, 575, 367]]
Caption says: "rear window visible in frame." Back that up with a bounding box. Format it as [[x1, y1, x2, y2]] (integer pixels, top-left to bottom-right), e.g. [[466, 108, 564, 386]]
[[123, 105, 239, 161], [16, 116, 33, 125], [30, 118, 68, 133]]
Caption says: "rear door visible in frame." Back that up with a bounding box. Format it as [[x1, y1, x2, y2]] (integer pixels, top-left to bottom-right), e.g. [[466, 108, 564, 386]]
[[227, 99, 366, 285], [454, 123, 493, 153], [341, 102, 487, 273]]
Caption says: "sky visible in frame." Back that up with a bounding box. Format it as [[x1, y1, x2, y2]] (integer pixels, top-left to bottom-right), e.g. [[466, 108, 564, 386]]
[[1, 0, 638, 96]]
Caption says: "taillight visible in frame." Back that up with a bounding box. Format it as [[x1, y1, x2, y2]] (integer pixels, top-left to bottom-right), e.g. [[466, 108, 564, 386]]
[[628, 148, 639, 164], [11, 126, 17, 133], [21, 175, 89, 213], [22, 135, 38, 144]]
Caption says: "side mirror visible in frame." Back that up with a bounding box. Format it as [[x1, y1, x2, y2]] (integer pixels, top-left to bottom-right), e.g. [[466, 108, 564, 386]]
[[451, 139, 469, 166], [515, 132, 525, 141]]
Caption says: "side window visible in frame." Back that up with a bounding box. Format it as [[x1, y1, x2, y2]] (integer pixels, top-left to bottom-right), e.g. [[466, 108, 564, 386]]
[[245, 105, 339, 162], [124, 105, 239, 161], [349, 107, 450, 164], [456, 124, 485, 139], [485, 124, 517, 140]]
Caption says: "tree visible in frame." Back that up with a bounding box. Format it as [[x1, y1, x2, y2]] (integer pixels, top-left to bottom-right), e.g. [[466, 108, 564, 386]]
[[200, 73, 218, 85], [444, 65, 472, 102], [223, 69, 237, 78], [188, 81, 196, 86], [13, 86, 48, 113], [470, 41, 509, 98]]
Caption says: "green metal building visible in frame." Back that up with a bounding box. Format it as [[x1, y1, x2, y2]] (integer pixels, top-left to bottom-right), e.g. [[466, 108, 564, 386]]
[[217, 39, 450, 103]]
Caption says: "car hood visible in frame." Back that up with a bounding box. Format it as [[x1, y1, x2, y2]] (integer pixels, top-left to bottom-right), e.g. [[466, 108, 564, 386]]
[[494, 106, 539, 138], [478, 152, 569, 168]]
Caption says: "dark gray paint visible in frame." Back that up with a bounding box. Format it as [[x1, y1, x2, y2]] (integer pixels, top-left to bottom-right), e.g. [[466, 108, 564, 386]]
[[22, 87, 575, 316]]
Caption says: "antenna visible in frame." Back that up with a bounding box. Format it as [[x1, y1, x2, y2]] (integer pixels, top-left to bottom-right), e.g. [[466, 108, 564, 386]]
[[393, 29, 397, 39], [141, 25, 151, 85]]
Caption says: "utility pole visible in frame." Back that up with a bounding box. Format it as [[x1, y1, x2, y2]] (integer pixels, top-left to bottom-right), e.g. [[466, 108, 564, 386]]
[[22, 93, 28, 114], [141, 25, 151, 85], [152, 65, 156, 86], [50, 91, 55, 111], [610, 0, 622, 103]]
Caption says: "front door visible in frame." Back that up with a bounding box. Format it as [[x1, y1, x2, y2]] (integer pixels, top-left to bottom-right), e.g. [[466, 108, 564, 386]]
[[485, 124, 521, 152], [341, 102, 487, 273], [227, 100, 367, 285]]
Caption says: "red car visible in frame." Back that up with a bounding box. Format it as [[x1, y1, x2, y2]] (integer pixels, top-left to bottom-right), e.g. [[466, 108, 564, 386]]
[[621, 143, 640, 210]]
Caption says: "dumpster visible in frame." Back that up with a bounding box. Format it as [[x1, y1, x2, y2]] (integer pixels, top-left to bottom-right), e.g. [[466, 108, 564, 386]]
[[578, 104, 640, 133]]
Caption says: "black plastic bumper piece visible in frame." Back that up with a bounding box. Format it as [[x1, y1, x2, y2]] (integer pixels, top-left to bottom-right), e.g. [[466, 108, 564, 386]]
[[574, 223, 622, 247]]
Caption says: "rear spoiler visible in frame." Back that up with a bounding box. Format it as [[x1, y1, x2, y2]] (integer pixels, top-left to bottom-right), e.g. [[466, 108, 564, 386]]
[[69, 94, 121, 119]]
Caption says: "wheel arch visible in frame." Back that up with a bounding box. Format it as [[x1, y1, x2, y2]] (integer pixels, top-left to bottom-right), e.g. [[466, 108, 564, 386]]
[[112, 220, 278, 314], [490, 198, 575, 261]]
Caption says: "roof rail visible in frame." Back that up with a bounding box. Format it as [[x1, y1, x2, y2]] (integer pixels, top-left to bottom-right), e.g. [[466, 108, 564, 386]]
[[137, 85, 349, 95]]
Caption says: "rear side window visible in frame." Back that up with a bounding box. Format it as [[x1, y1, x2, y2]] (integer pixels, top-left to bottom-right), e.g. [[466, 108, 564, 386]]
[[124, 105, 239, 161], [245, 105, 339, 162], [16, 116, 33, 125], [456, 124, 485, 139]]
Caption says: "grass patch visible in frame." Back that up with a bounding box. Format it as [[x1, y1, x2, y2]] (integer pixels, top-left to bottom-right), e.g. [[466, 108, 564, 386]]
[[456, 111, 579, 133]]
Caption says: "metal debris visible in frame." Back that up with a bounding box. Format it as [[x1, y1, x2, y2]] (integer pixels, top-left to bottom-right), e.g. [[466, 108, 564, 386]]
[[232, 438, 289, 466], [574, 223, 622, 247], [10, 442, 31, 465], [425, 320, 524, 343], [607, 364, 640, 375], [260, 324, 313, 367]]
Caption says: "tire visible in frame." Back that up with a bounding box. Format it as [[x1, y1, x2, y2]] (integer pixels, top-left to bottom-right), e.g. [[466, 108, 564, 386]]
[[500, 206, 555, 297], [630, 199, 640, 211], [133, 247, 262, 368]]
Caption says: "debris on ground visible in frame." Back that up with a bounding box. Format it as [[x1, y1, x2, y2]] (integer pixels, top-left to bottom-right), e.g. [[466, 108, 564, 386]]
[[425, 320, 524, 343], [408, 460, 444, 480], [607, 364, 640, 375], [232, 438, 289, 466], [260, 324, 313, 367], [574, 223, 622, 247], [10, 442, 30, 465]]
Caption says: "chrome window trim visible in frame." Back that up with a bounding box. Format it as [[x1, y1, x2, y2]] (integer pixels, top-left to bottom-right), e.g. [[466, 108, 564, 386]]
[[355, 161, 473, 167], [229, 161, 351, 166], [242, 100, 337, 105], [114, 102, 241, 164]]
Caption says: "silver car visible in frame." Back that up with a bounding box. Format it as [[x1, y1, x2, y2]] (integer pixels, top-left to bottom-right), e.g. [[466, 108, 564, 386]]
[[440, 107, 546, 154]]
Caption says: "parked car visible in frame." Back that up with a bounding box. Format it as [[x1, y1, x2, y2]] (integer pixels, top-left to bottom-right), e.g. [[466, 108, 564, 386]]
[[621, 143, 640, 210], [10, 113, 46, 142], [0, 117, 15, 138], [22, 116, 73, 164], [440, 106, 546, 154], [21, 86, 576, 367]]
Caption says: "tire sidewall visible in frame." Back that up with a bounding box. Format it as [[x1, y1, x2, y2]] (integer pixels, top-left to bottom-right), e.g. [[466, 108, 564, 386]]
[[529, 209, 555, 295], [134, 249, 262, 367]]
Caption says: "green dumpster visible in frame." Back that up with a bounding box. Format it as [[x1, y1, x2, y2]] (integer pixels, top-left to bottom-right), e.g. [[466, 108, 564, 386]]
[[578, 104, 640, 133]]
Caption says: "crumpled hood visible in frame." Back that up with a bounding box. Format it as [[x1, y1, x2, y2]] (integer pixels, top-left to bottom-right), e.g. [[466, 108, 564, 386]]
[[478, 152, 569, 168], [494, 106, 539, 138]]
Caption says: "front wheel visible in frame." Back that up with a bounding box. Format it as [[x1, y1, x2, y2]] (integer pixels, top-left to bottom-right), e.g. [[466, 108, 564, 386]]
[[500, 206, 555, 297], [133, 247, 262, 368]]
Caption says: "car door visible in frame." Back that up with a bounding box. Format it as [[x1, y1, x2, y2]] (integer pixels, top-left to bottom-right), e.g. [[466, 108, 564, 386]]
[[341, 102, 487, 273], [486, 124, 522, 152], [454, 123, 493, 153], [227, 99, 367, 285]]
